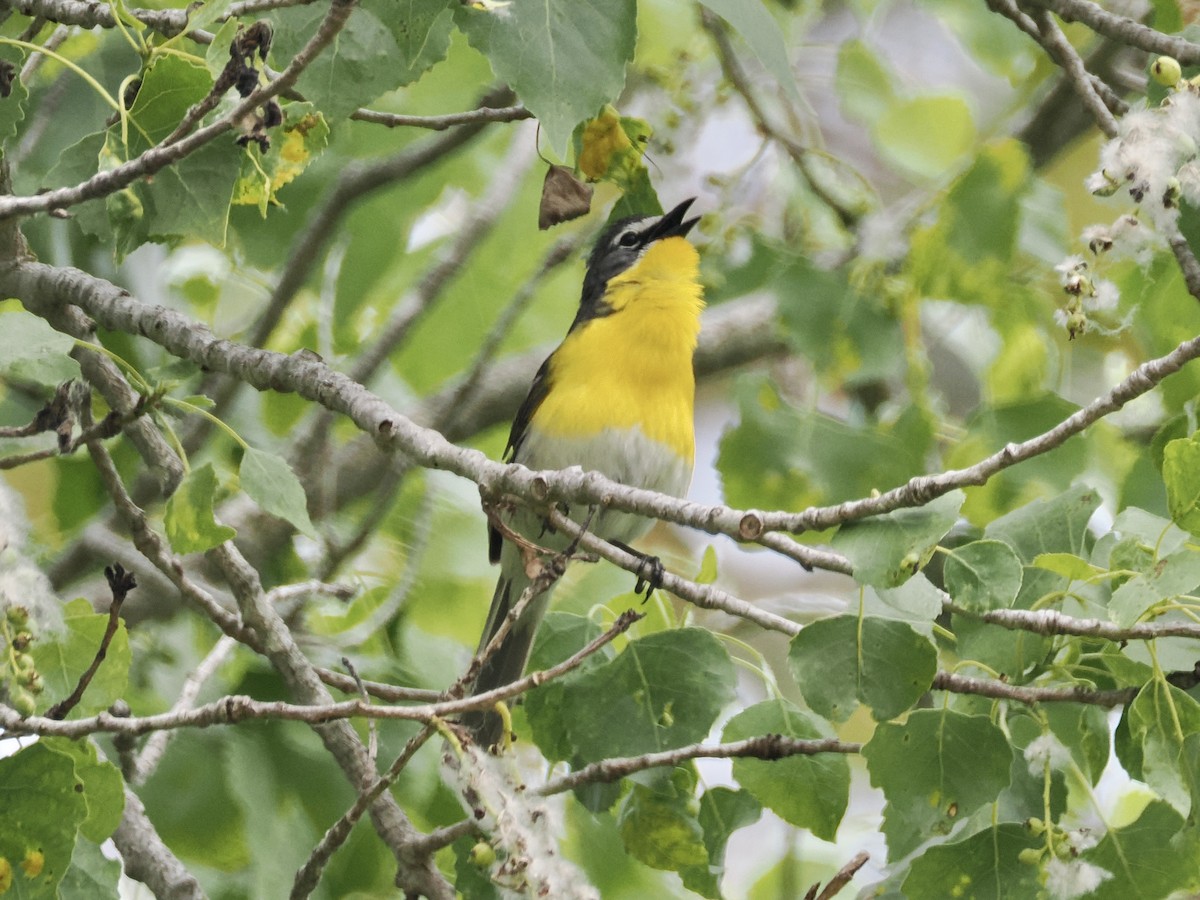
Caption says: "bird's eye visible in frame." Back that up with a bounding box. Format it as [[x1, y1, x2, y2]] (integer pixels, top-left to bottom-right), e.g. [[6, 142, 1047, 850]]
[[617, 230, 640, 248]]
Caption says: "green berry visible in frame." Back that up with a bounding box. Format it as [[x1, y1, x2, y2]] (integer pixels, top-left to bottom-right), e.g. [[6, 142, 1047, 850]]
[[1017, 847, 1044, 866], [10, 687, 36, 717], [1152, 56, 1183, 87], [4, 606, 28, 627], [1067, 311, 1088, 340], [469, 842, 496, 868]]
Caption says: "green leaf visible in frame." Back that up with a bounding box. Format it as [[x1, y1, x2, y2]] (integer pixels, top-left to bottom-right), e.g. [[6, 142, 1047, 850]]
[[874, 96, 976, 179], [524, 612, 608, 762], [558, 628, 735, 762], [374, 0, 456, 85], [984, 484, 1101, 561], [1126, 681, 1200, 816], [1043, 703, 1112, 786], [832, 491, 964, 588], [0, 742, 89, 897], [772, 260, 906, 383], [863, 709, 1012, 859], [0, 49, 29, 147], [233, 103, 331, 214], [1163, 435, 1200, 536], [694, 545, 719, 585], [696, 0, 800, 102], [942, 540, 1024, 611], [41, 738, 125, 842], [203, 18, 240, 79], [271, 5, 401, 121], [942, 141, 1029, 263], [1108, 546, 1200, 628], [835, 39, 896, 125], [125, 55, 212, 149], [58, 834, 122, 900], [788, 615, 937, 722], [874, 573, 945, 621], [617, 776, 707, 872], [104, 55, 241, 252], [187, 0, 236, 32], [42, 132, 110, 239], [718, 380, 921, 511], [901, 824, 1041, 899], [139, 140, 241, 248], [681, 788, 762, 898], [722, 699, 849, 841], [164, 462, 237, 554], [31, 598, 130, 719], [239, 447, 317, 537], [456, 0, 636, 152], [1032, 552, 1101, 580], [1082, 800, 1191, 900], [0, 309, 80, 384]]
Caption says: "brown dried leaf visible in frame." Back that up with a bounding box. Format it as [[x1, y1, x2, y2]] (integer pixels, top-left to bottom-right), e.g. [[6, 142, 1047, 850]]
[[538, 164, 593, 230]]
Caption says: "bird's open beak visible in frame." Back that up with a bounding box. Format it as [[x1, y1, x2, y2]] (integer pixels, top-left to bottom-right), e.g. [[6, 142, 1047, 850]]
[[646, 198, 700, 241]]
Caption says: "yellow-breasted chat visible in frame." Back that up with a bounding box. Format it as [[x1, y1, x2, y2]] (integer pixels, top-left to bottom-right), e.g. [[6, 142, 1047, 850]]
[[466, 198, 704, 747]]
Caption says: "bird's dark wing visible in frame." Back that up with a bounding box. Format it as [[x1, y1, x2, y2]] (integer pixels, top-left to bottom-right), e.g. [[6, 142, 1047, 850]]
[[489, 354, 553, 563]]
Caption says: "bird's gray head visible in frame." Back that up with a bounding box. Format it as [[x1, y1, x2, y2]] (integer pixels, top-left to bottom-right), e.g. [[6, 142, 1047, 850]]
[[577, 198, 699, 319]]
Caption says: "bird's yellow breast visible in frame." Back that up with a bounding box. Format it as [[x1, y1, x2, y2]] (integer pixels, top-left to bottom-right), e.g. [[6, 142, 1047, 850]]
[[530, 237, 704, 464]]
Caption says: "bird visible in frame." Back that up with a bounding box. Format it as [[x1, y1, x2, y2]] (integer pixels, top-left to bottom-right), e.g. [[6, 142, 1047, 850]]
[[466, 197, 704, 747]]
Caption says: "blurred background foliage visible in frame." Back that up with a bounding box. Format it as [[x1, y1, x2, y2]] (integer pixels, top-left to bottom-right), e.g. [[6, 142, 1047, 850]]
[[4, 0, 1200, 896]]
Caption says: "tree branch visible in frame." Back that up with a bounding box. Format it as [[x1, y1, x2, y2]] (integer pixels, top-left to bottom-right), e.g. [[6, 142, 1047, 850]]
[[112, 787, 208, 900], [1028, 7, 1121, 136], [13, 260, 1200, 567], [0, 609, 641, 738], [954, 603, 1200, 641], [350, 103, 531, 131], [0, 0, 358, 222], [931, 670, 1134, 707], [1020, 0, 1200, 65], [536, 734, 862, 796]]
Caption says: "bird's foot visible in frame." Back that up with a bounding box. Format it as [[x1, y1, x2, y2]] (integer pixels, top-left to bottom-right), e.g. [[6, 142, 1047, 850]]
[[612, 541, 665, 602]]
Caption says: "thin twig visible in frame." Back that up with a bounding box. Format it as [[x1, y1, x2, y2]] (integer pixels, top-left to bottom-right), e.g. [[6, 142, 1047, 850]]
[[953, 603, 1200, 641], [1030, 8, 1120, 136], [702, 7, 863, 229], [0, 400, 142, 470], [0, 610, 642, 737], [1021, 0, 1200, 65], [810, 852, 870, 900], [350, 104, 531, 130], [0, 0, 359, 222], [437, 231, 587, 434], [130, 634, 238, 784], [546, 508, 803, 636], [111, 787, 207, 900], [19, 21, 67, 81], [290, 721, 438, 900], [536, 734, 862, 796], [289, 606, 650, 893], [931, 670, 1133, 707], [45, 563, 135, 719]]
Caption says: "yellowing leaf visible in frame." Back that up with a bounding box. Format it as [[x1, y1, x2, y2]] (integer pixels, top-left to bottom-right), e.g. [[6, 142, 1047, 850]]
[[578, 105, 633, 181], [233, 106, 330, 214]]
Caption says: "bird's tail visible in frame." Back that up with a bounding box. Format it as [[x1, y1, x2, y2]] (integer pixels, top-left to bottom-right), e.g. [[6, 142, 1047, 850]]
[[464, 550, 552, 747]]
